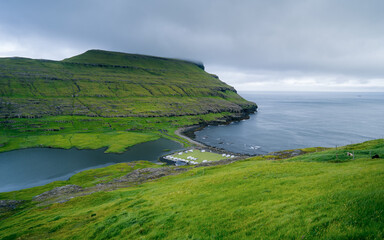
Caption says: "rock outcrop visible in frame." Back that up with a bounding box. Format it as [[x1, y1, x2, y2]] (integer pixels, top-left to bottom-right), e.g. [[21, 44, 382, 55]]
[[33, 185, 83, 201]]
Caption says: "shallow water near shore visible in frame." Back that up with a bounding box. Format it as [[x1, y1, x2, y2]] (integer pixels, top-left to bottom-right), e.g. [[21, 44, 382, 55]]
[[0, 138, 182, 192], [195, 92, 384, 155]]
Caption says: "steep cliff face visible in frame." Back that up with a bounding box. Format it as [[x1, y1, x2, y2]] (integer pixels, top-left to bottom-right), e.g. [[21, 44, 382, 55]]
[[0, 50, 257, 118]]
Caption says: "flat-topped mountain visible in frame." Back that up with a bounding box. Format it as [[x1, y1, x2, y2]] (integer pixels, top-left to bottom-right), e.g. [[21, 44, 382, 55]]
[[0, 49, 257, 118], [63, 49, 206, 70]]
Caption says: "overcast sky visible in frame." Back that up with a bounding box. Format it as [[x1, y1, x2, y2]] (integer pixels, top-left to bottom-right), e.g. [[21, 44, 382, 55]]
[[1, 0, 384, 91]]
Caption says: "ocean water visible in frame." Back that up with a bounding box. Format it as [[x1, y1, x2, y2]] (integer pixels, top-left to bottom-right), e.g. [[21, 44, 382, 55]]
[[195, 92, 384, 155]]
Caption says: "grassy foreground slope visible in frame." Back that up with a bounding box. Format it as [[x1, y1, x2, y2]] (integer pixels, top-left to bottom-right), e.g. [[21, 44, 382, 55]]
[[1, 139, 383, 239], [0, 50, 257, 152]]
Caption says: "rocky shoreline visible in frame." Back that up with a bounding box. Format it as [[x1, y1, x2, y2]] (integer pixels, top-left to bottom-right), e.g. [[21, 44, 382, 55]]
[[174, 108, 258, 158]]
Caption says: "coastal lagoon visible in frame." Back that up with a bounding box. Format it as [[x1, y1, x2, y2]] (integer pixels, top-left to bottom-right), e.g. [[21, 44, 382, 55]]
[[195, 92, 384, 155], [3, 92, 384, 192], [0, 138, 182, 192]]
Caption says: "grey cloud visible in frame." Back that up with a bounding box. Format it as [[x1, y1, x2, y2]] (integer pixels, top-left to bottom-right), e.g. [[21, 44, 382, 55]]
[[1, 0, 384, 87]]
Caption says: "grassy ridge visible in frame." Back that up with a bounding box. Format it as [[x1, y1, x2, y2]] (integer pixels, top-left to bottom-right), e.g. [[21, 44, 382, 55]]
[[0, 50, 256, 118], [0, 50, 256, 152], [1, 139, 383, 239], [63, 49, 206, 70]]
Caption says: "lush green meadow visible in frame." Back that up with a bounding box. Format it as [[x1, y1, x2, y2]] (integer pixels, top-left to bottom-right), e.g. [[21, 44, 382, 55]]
[[0, 112, 234, 153], [1, 139, 383, 239]]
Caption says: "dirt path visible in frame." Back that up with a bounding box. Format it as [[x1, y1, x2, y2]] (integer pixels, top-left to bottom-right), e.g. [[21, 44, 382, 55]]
[[174, 126, 206, 147]]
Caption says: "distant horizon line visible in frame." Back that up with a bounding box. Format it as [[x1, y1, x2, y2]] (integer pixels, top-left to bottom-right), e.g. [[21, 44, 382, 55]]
[[238, 90, 384, 93]]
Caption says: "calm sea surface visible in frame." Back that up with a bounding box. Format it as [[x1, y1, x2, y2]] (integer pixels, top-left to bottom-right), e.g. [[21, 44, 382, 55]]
[[195, 92, 384, 155], [0, 138, 182, 192]]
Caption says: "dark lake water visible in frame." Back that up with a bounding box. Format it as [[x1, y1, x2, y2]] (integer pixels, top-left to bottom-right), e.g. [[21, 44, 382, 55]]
[[0, 138, 182, 192], [195, 92, 384, 155]]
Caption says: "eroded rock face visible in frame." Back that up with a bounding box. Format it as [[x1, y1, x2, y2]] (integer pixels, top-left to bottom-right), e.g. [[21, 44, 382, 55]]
[[271, 149, 305, 159], [33, 185, 83, 201], [0, 200, 24, 212], [113, 167, 188, 184]]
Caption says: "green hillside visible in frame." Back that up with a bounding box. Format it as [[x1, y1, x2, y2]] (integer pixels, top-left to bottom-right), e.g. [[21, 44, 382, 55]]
[[0, 49, 256, 118], [1, 139, 383, 239], [0, 50, 257, 152]]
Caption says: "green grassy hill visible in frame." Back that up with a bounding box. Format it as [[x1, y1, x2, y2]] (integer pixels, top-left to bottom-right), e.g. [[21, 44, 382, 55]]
[[0, 49, 256, 118], [0, 50, 257, 152], [1, 139, 383, 239]]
